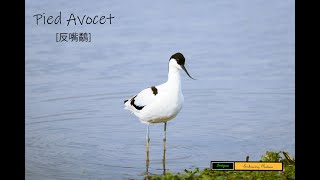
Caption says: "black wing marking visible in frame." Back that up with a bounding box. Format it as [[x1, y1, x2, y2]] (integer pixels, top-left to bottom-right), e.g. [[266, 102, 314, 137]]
[[130, 95, 145, 110], [151, 86, 158, 95], [126, 85, 159, 110]]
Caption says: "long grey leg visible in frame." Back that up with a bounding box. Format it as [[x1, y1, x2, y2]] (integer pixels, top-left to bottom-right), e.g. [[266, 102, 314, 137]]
[[162, 122, 167, 175], [146, 124, 150, 177]]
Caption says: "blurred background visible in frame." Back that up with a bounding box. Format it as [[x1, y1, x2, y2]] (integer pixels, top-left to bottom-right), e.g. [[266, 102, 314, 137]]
[[26, 0, 294, 179]]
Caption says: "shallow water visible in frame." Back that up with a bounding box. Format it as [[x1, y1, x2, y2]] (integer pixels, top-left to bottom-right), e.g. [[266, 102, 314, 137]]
[[26, 0, 295, 179]]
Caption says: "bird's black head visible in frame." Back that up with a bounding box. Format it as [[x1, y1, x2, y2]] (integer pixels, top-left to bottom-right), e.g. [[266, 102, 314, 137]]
[[170, 52, 185, 66], [169, 52, 195, 80]]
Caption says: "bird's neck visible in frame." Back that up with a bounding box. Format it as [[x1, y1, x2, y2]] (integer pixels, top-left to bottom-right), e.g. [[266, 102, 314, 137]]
[[167, 68, 181, 91]]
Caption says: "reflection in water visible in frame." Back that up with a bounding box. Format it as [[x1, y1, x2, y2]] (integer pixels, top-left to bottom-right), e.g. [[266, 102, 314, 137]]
[[146, 147, 150, 179]]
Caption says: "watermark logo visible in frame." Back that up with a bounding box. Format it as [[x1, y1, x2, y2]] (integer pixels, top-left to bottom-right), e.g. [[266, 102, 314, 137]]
[[33, 11, 115, 42], [211, 161, 283, 171], [56, 33, 91, 42]]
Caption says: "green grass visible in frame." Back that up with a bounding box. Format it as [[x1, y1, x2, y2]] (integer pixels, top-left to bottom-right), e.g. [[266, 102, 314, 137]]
[[144, 151, 295, 180]]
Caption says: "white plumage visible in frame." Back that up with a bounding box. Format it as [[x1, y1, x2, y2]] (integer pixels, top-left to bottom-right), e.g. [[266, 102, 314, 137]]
[[124, 81, 183, 124], [124, 52, 194, 124]]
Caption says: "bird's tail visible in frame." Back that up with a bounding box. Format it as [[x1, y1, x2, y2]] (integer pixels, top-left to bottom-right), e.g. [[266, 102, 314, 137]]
[[124, 99, 130, 110]]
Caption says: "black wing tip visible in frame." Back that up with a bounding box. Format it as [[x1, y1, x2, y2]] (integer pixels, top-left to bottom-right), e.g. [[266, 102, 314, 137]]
[[130, 95, 144, 110], [124, 100, 128, 104]]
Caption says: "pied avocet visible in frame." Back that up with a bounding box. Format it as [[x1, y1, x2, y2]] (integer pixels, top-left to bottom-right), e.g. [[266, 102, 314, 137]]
[[123, 52, 195, 172]]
